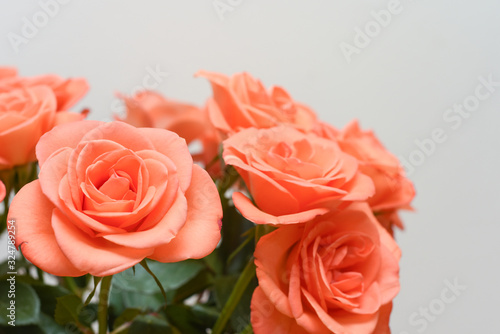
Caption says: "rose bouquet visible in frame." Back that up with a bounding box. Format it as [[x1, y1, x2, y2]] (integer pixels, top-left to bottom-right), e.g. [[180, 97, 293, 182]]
[[0, 67, 414, 334]]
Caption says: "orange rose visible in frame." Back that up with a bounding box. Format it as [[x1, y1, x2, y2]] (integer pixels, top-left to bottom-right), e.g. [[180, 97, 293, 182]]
[[335, 120, 415, 230], [0, 86, 86, 169], [9, 121, 222, 276], [0, 180, 5, 202], [0, 67, 17, 79], [0, 67, 89, 111], [313, 120, 339, 139], [116, 91, 221, 174], [196, 71, 317, 135], [251, 203, 400, 334], [223, 126, 374, 225]]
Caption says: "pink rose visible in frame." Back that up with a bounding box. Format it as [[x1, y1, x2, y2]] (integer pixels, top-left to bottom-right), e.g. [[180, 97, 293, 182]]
[[223, 126, 374, 225], [116, 91, 221, 175], [0, 86, 86, 169], [0, 67, 89, 111], [0, 67, 17, 79], [196, 71, 317, 136], [9, 121, 222, 276], [336, 120, 415, 230], [251, 203, 400, 334]]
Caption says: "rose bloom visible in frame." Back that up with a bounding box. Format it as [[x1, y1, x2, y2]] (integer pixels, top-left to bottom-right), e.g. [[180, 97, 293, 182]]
[[0, 180, 5, 202], [223, 126, 374, 225], [196, 71, 317, 136], [9, 121, 222, 276], [335, 120, 415, 231], [0, 67, 17, 79], [313, 120, 339, 139], [0, 67, 89, 111], [0, 86, 86, 169], [116, 91, 221, 174], [251, 203, 400, 334]]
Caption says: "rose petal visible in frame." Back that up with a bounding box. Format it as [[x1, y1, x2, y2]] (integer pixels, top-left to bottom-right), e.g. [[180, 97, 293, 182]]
[[251, 287, 310, 334], [0, 67, 17, 79], [38, 147, 72, 207], [53, 78, 89, 110], [341, 172, 375, 201], [80, 121, 155, 152], [196, 71, 254, 132], [224, 152, 301, 215], [255, 225, 303, 317], [137, 127, 193, 192], [9, 181, 85, 276], [103, 190, 187, 249], [149, 165, 222, 262], [53, 110, 86, 126], [372, 302, 393, 334], [233, 192, 328, 225], [302, 288, 379, 334], [0, 180, 5, 202], [52, 209, 153, 276], [205, 98, 233, 134], [36, 120, 101, 166]]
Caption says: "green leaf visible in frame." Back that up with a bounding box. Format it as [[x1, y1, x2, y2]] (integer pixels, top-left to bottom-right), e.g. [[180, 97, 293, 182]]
[[111, 259, 209, 313], [110, 287, 164, 315], [239, 323, 254, 334], [204, 248, 224, 276], [0, 280, 40, 326], [54, 294, 82, 326], [170, 269, 213, 304], [0, 324, 45, 334], [214, 275, 237, 308], [78, 303, 98, 328], [164, 304, 207, 334], [191, 304, 219, 327], [0, 313, 66, 334], [113, 308, 143, 329], [129, 314, 176, 334], [218, 205, 255, 275], [38, 312, 68, 334], [31, 284, 71, 317], [113, 259, 205, 294], [140, 260, 167, 303]]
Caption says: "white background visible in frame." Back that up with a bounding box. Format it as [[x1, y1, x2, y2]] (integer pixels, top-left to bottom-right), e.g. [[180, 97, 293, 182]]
[[1, 1, 499, 333]]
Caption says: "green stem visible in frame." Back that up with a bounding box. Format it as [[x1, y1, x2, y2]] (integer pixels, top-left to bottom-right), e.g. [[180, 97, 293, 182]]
[[36, 267, 44, 283], [140, 260, 168, 305], [227, 230, 254, 266], [217, 166, 239, 209], [212, 258, 256, 334], [205, 152, 221, 172], [64, 276, 81, 298], [98, 276, 113, 334], [84, 276, 103, 306]]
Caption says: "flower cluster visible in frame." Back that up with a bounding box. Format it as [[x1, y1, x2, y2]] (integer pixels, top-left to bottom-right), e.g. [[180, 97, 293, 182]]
[[0, 67, 88, 169], [197, 71, 415, 333], [0, 67, 414, 334]]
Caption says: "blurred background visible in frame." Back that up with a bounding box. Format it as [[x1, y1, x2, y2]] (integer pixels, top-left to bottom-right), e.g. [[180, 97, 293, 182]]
[[1, 1, 499, 332]]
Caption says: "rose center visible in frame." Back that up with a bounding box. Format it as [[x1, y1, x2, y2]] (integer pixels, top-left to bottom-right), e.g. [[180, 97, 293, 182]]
[[98, 170, 136, 201]]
